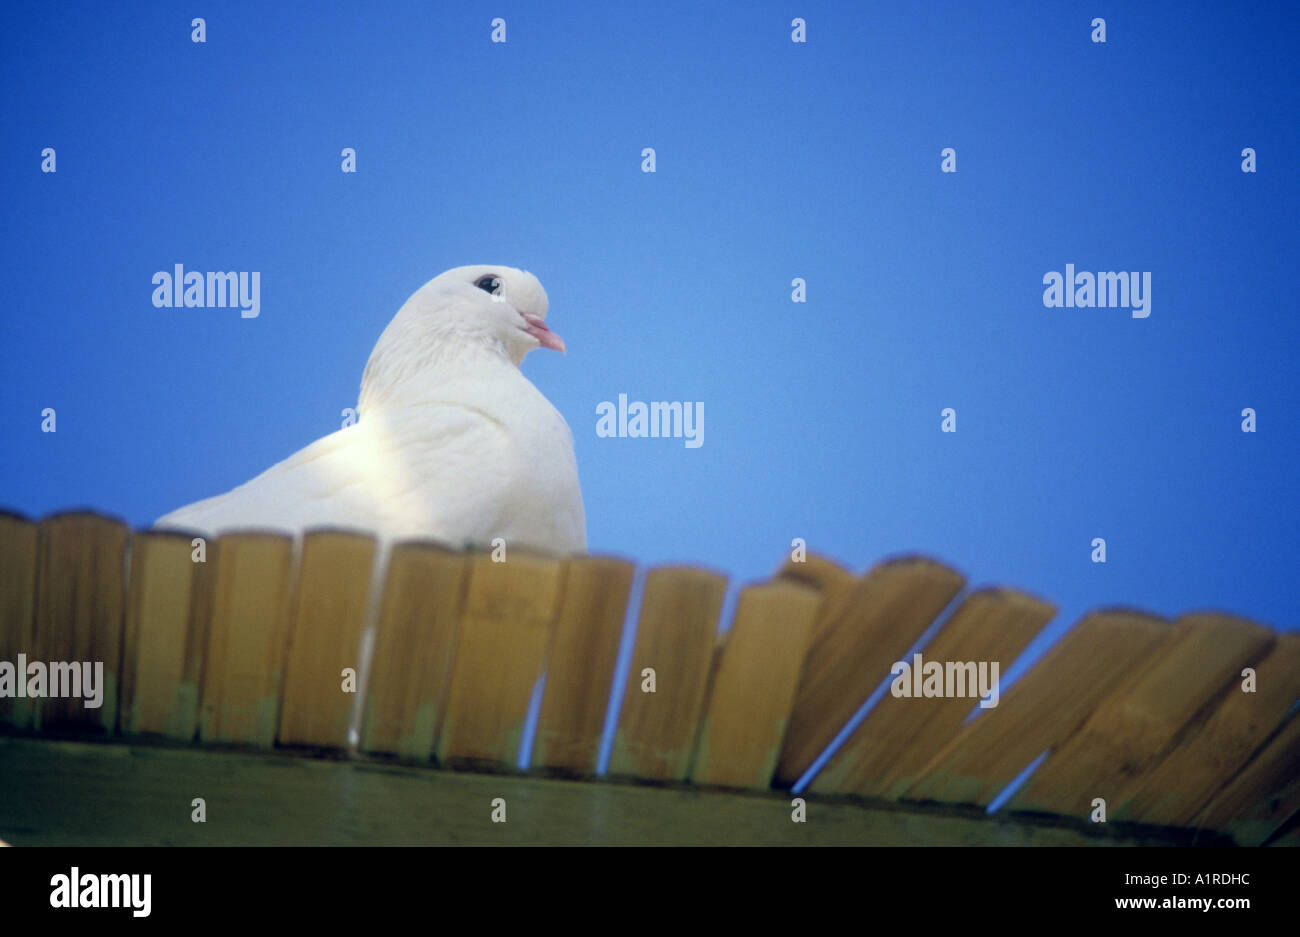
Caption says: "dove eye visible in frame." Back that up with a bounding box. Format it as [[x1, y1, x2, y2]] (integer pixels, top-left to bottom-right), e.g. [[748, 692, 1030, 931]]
[[474, 275, 502, 295]]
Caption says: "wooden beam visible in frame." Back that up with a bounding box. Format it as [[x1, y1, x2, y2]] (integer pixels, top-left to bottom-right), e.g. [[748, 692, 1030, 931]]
[[198, 532, 295, 747], [121, 531, 199, 739], [1009, 613, 1275, 818], [360, 542, 468, 760], [906, 609, 1171, 807], [1192, 711, 1300, 846], [533, 555, 635, 775], [32, 513, 128, 733], [1117, 634, 1300, 826], [608, 566, 728, 781], [773, 555, 965, 787], [811, 587, 1053, 798], [435, 552, 565, 770], [0, 512, 37, 730], [0, 737, 1204, 847], [690, 579, 821, 789], [279, 531, 377, 748]]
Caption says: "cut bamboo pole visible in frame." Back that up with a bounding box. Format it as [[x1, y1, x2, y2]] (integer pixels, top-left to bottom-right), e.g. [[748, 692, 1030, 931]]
[[278, 530, 377, 748], [1008, 613, 1275, 818], [533, 555, 636, 775], [360, 541, 469, 759], [773, 556, 966, 787], [182, 542, 216, 740], [906, 608, 1171, 807], [690, 579, 821, 789], [121, 530, 200, 738], [198, 532, 295, 747], [0, 512, 37, 729], [608, 566, 728, 781], [435, 552, 565, 770], [776, 553, 857, 600], [811, 587, 1052, 798], [1117, 633, 1300, 826], [1193, 712, 1300, 846], [32, 513, 128, 732]]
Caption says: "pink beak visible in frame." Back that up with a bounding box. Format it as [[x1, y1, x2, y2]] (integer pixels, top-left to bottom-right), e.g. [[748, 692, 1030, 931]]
[[524, 314, 566, 354]]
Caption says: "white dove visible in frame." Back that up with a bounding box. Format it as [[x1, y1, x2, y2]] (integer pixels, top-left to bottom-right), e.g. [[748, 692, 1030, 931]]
[[155, 264, 587, 554]]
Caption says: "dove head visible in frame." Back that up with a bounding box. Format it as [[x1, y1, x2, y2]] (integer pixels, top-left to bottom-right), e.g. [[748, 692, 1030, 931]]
[[359, 265, 563, 413]]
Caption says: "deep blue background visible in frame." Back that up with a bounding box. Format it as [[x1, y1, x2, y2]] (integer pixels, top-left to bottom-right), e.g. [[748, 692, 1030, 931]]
[[3, 2, 1297, 771]]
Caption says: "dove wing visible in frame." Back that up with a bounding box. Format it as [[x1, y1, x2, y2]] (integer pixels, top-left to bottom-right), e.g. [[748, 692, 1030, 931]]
[[154, 404, 517, 543]]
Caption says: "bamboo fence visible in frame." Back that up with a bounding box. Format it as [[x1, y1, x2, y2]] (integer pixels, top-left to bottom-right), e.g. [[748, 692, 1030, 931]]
[[0, 510, 1295, 846]]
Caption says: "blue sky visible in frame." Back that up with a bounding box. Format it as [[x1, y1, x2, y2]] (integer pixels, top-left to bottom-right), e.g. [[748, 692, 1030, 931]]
[[3, 2, 1297, 774]]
